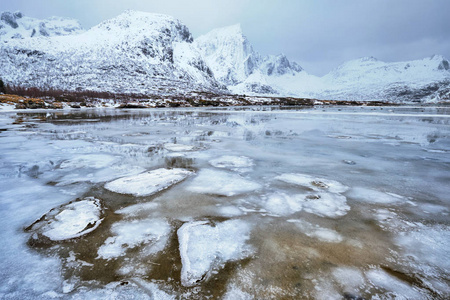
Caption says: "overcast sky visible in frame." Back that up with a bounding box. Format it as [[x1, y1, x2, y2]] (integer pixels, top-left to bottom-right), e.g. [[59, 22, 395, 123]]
[[3, 0, 449, 75]]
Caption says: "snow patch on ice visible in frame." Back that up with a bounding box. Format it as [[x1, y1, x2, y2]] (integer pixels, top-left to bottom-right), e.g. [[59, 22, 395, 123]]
[[104, 168, 193, 196], [209, 155, 254, 172], [366, 268, 423, 299], [263, 192, 350, 218], [115, 202, 160, 217], [97, 218, 171, 260], [216, 205, 244, 217], [223, 284, 253, 300], [347, 187, 404, 204], [59, 154, 117, 170], [177, 219, 254, 287], [288, 219, 343, 243], [187, 169, 261, 196], [331, 267, 365, 292], [263, 192, 303, 216], [276, 173, 349, 194], [27, 197, 103, 241], [164, 143, 195, 152]]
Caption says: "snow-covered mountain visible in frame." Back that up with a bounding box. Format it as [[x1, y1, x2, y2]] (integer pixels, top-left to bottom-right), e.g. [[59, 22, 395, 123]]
[[195, 24, 450, 102], [194, 24, 305, 95], [0, 10, 449, 102], [320, 55, 450, 102], [0, 11, 84, 39], [0, 10, 221, 95]]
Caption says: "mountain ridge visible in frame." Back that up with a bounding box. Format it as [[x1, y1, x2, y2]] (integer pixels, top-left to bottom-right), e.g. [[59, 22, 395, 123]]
[[0, 10, 449, 103]]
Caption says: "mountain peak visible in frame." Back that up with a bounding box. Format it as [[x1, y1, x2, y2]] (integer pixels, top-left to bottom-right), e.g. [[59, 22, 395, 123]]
[[93, 10, 193, 43], [360, 56, 378, 62]]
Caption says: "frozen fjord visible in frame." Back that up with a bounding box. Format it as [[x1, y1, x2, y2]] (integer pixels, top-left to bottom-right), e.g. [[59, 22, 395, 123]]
[[0, 106, 449, 299]]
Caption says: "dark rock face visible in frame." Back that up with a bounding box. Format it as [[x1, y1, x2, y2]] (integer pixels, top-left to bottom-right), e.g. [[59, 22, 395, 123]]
[[1, 12, 18, 29], [176, 23, 193, 43], [13, 11, 23, 19], [247, 83, 278, 94], [438, 59, 450, 71], [39, 22, 49, 36]]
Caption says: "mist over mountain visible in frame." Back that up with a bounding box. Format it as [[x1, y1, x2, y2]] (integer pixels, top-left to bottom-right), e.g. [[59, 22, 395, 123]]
[[1, 10, 449, 102]]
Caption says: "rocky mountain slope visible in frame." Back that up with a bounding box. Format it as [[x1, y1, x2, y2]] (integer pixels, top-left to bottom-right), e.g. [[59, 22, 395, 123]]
[[0, 10, 222, 95], [0, 10, 449, 102]]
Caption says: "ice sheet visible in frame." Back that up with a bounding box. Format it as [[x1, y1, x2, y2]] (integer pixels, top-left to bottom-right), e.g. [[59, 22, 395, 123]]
[[187, 169, 261, 196], [177, 219, 254, 287], [104, 168, 193, 196]]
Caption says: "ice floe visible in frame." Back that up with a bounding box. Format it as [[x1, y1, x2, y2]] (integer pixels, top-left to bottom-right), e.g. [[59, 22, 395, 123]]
[[209, 155, 254, 172], [27, 197, 103, 242], [97, 218, 171, 260], [347, 187, 404, 204], [104, 168, 193, 196], [288, 219, 343, 243], [177, 219, 254, 287], [262, 192, 350, 218], [275, 173, 349, 194], [164, 143, 195, 152], [187, 169, 261, 196]]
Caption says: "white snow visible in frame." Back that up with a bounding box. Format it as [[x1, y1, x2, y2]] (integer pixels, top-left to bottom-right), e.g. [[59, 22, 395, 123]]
[[28, 197, 103, 241], [209, 155, 254, 171], [97, 218, 171, 260], [177, 219, 254, 287], [104, 168, 193, 196], [186, 169, 261, 196], [276, 173, 349, 194]]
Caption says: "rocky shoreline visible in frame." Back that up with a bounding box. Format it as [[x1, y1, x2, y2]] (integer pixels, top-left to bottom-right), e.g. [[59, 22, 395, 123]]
[[0, 92, 397, 110]]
